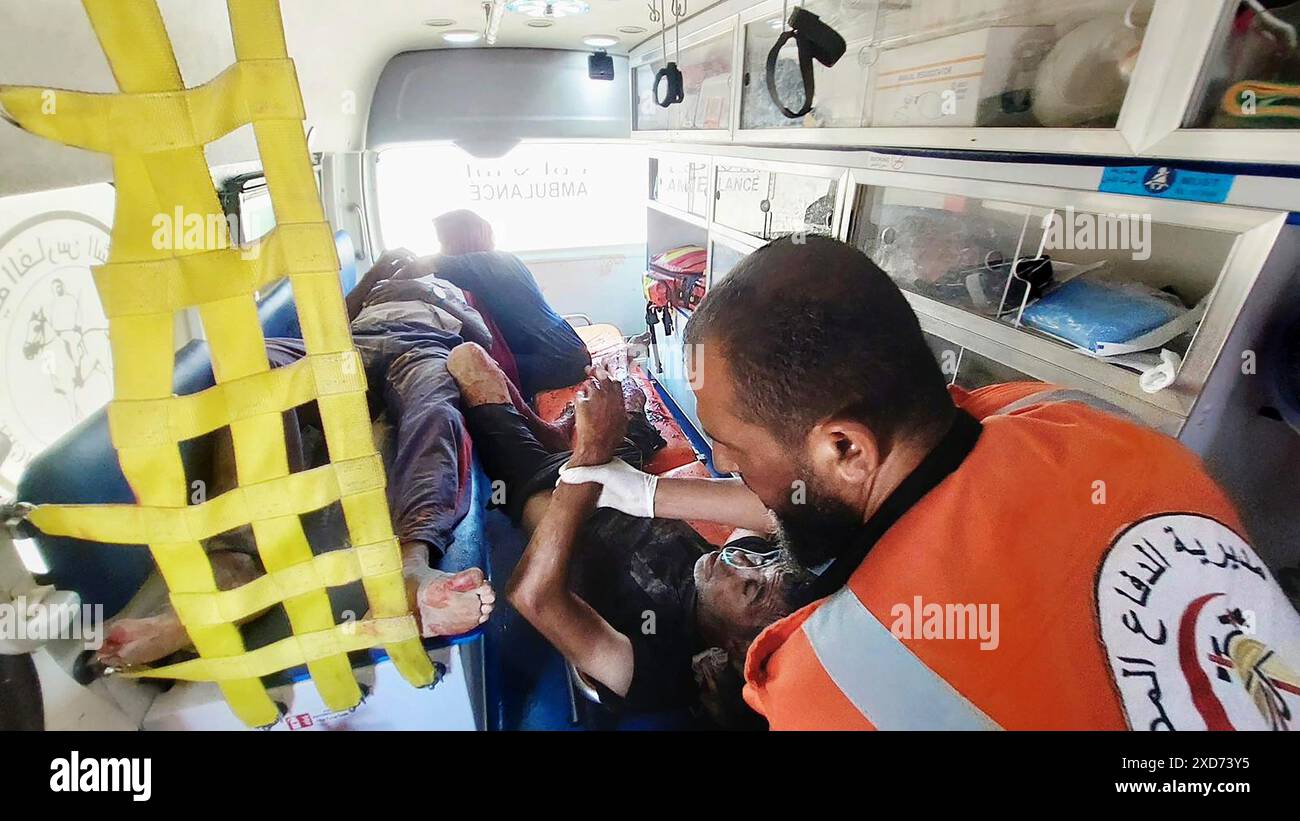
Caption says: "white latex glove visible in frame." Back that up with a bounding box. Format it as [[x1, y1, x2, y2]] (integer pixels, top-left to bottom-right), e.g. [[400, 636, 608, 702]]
[[557, 459, 658, 518]]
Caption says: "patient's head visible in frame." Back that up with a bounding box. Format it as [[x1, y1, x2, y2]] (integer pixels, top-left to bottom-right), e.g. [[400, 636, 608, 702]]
[[693, 543, 813, 662], [434, 209, 495, 255], [692, 544, 813, 728]]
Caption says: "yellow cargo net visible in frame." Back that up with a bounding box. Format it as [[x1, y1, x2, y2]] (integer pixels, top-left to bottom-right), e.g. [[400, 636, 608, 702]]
[[0, 0, 435, 726]]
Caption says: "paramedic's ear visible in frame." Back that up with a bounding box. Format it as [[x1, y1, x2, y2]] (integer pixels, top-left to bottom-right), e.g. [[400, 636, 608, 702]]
[[807, 416, 881, 484]]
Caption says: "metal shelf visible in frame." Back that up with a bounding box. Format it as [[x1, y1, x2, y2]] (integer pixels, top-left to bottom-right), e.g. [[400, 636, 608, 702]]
[[642, 146, 1289, 434], [646, 198, 709, 230], [841, 164, 1286, 420]]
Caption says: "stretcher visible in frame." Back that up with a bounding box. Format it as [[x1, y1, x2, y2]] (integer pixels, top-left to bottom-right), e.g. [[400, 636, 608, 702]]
[[16, 230, 494, 730], [15, 230, 364, 617]]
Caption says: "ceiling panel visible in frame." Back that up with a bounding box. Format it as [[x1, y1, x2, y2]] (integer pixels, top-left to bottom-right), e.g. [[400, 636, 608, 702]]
[[0, 0, 719, 194]]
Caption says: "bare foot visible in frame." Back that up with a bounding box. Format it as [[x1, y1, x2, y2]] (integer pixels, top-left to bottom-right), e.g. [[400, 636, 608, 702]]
[[406, 567, 495, 637], [447, 343, 510, 407], [97, 613, 190, 669]]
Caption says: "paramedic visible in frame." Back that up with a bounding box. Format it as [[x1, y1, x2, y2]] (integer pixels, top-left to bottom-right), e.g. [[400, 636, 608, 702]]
[[389, 209, 592, 398], [563, 235, 1300, 731], [446, 342, 815, 727]]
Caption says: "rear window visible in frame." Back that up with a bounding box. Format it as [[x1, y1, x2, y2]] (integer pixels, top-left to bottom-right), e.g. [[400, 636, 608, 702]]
[[375, 142, 646, 255]]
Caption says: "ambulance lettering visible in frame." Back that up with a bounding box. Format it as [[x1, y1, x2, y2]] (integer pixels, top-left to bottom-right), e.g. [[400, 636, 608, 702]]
[[1096, 513, 1300, 730]]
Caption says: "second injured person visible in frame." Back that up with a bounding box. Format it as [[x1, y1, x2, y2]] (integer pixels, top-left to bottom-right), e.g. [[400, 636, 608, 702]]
[[446, 342, 816, 727], [95, 251, 499, 670]]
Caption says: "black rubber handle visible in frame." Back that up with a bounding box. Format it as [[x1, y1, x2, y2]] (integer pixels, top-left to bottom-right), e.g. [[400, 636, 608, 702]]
[[654, 62, 685, 108]]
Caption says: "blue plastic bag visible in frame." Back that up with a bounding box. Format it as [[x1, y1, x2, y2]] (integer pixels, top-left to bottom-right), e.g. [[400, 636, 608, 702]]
[[1020, 278, 1185, 352]]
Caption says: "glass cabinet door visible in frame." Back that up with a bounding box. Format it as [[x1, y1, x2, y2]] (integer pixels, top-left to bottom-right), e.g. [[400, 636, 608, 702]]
[[1182, 1, 1300, 131], [768, 171, 839, 237], [634, 61, 673, 131], [709, 239, 750, 285], [738, 0, 1154, 132], [854, 186, 1048, 316], [740, 0, 881, 129], [713, 164, 772, 236], [634, 30, 736, 131], [652, 155, 711, 218], [850, 179, 1238, 367], [714, 164, 840, 239]]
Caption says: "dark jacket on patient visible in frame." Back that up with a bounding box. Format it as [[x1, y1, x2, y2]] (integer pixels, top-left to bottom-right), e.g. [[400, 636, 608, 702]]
[[435, 250, 591, 397], [572, 510, 707, 713]]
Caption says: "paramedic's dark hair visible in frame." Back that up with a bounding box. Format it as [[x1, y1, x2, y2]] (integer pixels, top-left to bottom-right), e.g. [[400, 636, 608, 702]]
[[685, 235, 953, 446]]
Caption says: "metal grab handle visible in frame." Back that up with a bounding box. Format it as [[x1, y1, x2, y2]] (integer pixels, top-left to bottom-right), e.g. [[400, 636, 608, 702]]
[[344, 202, 370, 261]]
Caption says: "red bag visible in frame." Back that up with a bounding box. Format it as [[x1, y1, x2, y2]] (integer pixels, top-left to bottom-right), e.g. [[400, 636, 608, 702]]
[[644, 245, 707, 311]]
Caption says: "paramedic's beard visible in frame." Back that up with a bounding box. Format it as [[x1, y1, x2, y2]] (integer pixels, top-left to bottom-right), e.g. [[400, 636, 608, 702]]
[[771, 482, 866, 572]]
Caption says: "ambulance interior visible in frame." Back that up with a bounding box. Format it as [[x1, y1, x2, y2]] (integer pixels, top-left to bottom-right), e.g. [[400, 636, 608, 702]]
[[0, 0, 1298, 731]]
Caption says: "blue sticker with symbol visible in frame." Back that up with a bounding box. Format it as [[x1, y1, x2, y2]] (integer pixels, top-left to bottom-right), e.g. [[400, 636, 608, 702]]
[[1099, 166, 1235, 203]]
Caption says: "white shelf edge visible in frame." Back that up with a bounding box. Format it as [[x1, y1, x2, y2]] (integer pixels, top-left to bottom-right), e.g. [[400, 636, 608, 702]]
[[646, 198, 709, 230]]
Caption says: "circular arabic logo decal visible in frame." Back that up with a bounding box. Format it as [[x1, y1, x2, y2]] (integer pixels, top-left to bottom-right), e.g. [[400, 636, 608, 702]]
[[1097, 513, 1300, 730], [0, 212, 112, 489]]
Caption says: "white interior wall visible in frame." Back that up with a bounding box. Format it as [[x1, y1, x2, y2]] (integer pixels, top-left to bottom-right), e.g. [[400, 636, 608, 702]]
[[518, 245, 649, 334]]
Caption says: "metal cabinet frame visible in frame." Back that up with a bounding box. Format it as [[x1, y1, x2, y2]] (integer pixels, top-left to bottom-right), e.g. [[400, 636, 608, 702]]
[[643, 144, 1288, 436], [630, 0, 1300, 164], [838, 166, 1286, 426]]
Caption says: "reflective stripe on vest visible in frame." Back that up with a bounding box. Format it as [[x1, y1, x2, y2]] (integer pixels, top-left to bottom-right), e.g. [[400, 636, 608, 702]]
[[802, 587, 1003, 731], [994, 387, 1140, 424]]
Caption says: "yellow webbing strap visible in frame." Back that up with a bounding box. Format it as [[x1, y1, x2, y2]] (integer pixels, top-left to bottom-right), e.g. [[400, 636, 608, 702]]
[[126, 617, 420, 682], [1, 0, 433, 726]]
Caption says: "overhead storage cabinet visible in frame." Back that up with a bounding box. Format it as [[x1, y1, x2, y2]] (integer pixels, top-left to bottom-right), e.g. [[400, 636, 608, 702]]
[[632, 0, 1300, 163], [633, 20, 737, 137]]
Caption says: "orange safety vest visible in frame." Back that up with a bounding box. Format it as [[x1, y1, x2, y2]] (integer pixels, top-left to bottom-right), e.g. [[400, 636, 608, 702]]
[[744, 382, 1300, 730]]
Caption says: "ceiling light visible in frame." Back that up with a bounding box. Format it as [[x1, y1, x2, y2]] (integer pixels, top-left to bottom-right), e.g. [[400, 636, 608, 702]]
[[526, 19, 554, 28], [583, 34, 620, 48], [506, 1, 591, 18], [424, 18, 456, 27], [618, 25, 647, 35], [443, 29, 483, 44]]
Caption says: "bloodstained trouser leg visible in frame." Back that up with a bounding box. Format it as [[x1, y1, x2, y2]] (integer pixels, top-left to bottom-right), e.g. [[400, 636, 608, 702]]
[[380, 343, 472, 561], [265, 333, 471, 561]]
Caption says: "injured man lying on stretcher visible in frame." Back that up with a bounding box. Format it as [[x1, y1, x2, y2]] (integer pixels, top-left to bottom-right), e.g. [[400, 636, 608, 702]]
[[94, 250, 508, 670], [446, 343, 816, 728]]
